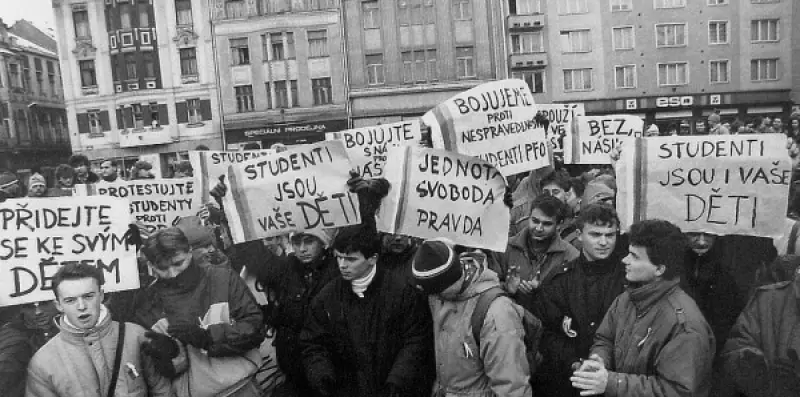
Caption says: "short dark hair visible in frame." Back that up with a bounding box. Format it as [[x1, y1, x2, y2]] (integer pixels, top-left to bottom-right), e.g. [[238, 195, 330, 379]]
[[539, 169, 571, 192], [141, 227, 191, 266], [628, 219, 686, 280], [576, 203, 619, 230], [102, 159, 118, 167], [242, 142, 261, 150], [52, 262, 105, 299], [530, 195, 567, 223], [55, 164, 75, 179], [68, 154, 90, 168], [332, 225, 382, 259]]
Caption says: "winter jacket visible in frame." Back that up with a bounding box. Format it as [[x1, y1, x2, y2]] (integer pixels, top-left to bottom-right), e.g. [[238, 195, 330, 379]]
[[429, 268, 532, 397], [532, 253, 626, 397], [590, 279, 715, 397], [490, 228, 579, 311], [382, 246, 418, 287], [0, 322, 33, 397], [25, 306, 171, 397], [133, 261, 265, 397], [721, 279, 800, 397], [300, 266, 435, 397]]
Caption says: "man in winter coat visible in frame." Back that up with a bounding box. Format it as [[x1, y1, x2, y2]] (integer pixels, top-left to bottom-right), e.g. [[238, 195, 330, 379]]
[[532, 203, 626, 397], [721, 266, 800, 397], [69, 154, 99, 184], [412, 238, 532, 397], [300, 225, 435, 397], [135, 227, 265, 397], [26, 262, 172, 397], [0, 308, 34, 397], [571, 219, 714, 397], [381, 233, 420, 286]]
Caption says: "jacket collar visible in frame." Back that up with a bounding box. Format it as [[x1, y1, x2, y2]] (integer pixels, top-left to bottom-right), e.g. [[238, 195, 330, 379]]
[[55, 305, 113, 344], [342, 265, 386, 299], [510, 227, 570, 255], [155, 260, 205, 291], [628, 279, 680, 315]]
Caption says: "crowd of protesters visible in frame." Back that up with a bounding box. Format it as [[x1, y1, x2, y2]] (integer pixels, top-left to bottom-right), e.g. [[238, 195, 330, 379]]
[[0, 111, 799, 397]]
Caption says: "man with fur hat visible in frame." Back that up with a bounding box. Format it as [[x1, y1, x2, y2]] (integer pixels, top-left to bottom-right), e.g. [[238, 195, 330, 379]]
[[412, 238, 532, 397], [26, 173, 47, 198]]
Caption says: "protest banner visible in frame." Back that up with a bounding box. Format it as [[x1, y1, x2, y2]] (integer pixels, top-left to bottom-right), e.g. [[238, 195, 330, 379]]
[[376, 146, 510, 251], [75, 179, 201, 234], [222, 140, 361, 243], [0, 196, 138, 306], [565, 114, 644, 164], [538, 103, 584, 157], [616, 134, 791, 238], [189, 150, 275, 202], [422, 79, 549, 176], [326, 119, 422, 178]]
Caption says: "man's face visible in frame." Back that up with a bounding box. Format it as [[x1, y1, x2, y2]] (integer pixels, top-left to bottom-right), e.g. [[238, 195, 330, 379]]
[[292, 235, 325, 264], [542, 182, 567, 203], [623, 245, 663, 284], [19, 301, 58, 331], [764, 117, 772, 126], [580, 222, 618, 261], [334, 250, 376, 281], [137, 168, 150, 178], [773, 118, 783, 130], [74, 164, 89, 176], [382, 234, 414, 255], [55, 278, 104, 331], [100, 161, 117, 178], [191, 244, 227, 265], [708, 118, 718, 127], [686, 232, 716, 256], [28, 184, 46, 197], [696, 122, 706, 133], [528, 208, 559, 241], [58, 176, 74, 188], [174, 170, 189, 178], [149, 250, 192, 279], [792, 119, 800, 129]]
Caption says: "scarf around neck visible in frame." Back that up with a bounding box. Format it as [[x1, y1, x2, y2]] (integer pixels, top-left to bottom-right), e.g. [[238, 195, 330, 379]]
[[352, 264, 377, 298]]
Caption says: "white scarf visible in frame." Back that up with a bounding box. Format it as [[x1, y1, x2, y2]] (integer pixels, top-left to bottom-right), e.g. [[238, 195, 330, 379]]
[[352, 265, 377, 298]]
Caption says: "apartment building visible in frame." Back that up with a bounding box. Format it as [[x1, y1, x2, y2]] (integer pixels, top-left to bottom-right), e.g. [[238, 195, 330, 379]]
[[52, 0, 221, 174]]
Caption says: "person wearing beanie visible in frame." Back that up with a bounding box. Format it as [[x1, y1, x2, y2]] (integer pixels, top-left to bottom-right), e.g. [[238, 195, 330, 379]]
[[300, 225, 435, 397], [173, 161, 194, 178], [175, 216, 229, 268], [709, 113, 730, 135], [27, 173, 47, 198], [131, 160, 155, 180], [412, 238, 532, 397]]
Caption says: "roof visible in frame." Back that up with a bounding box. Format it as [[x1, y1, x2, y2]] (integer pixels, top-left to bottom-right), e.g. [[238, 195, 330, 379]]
[[8, 32, 56, 57]]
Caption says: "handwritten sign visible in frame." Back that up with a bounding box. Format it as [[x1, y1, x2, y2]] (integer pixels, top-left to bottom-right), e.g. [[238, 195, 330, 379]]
[[538, 103, 584, 157], [616, 134, 791, 238], [422, 79, 549, 176], [566, 115, 644, 164], [76, 179, 201, 234], [326, 120, 422, 178], [376, 146, 510, 252], [0, 197, 138, 306], [222, 140, 361, 243], [189, 150, 275, 202]]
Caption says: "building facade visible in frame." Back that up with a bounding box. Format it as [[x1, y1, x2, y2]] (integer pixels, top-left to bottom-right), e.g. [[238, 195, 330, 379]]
[[0, 19, 70, 172], [505, 0, 794, 134], [51, 0, 221, 175]]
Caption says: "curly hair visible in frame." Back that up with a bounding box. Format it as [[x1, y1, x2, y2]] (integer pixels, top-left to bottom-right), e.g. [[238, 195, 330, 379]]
[[628, 219, 687, 280]]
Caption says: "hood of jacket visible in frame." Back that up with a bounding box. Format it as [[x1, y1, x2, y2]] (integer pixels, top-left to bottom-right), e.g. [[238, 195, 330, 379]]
[[439, 265, 502, 302], [628, 278, 681, 315], [55, 304, 112, 344]]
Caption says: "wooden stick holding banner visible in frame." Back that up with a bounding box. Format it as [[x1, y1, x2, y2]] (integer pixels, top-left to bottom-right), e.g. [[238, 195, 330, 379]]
[[565, 114, 644, 164], [326, 119, 422, 178], [222, 140, 361, 244], [0, 196, 139, 306], [376, 146, 510, 252], [616, 134, 791, 238], [422, 79, 550, 176], [189, 150, 275, 203], [538, 103, 585, 158]]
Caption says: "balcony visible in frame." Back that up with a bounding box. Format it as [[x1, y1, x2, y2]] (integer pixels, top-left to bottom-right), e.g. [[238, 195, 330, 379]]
[[509, 52, 548, 69], [508, 14, 545, 32], [118, 125, 178, 148]]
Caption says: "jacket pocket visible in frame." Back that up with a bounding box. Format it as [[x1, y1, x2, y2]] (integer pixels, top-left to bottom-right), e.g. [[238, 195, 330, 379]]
[[122, 367, 147, 397]]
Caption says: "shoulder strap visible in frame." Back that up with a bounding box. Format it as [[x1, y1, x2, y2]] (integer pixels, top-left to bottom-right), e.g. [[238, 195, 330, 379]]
[[471, 287, 508, 349], [787, 221, 800, 255], [107, 322, 126, 397]]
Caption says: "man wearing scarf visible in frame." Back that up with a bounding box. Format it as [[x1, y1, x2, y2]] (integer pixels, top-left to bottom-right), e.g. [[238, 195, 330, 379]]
[[571, 219, 714, 397]]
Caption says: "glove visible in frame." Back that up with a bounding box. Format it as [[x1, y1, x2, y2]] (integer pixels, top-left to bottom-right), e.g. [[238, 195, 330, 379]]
[[381, 383, 402, 397], [168, 323, 213, 350], [209, 176, 227, 199], [503, 187, 513, 209], [347, 170, 370, 193], [124, 223, 143, 249], [725, 348, 770, 397], [141, 331, 180, 378]]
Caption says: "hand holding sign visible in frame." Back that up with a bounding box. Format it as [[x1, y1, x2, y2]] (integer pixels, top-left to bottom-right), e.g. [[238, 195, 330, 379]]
[[566, 115, 644, 164], [327, 120, 422, 178]]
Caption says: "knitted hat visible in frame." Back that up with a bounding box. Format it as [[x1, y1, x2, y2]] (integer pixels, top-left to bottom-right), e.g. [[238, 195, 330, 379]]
[[291, 229, 333, 248], [708, 113, 721, 123], [0, 171, 19, 192], [134, 160, 153, 171], [175, 216, 214, 247], [412, 238, 463, 294], [28, 173, 46, 188]]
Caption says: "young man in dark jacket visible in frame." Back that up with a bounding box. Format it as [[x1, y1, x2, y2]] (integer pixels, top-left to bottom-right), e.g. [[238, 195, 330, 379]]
[[300, 225, 435, 397]]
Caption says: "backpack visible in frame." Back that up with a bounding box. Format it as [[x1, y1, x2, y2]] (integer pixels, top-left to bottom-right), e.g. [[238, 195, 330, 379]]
[[471, 287, 543, 374]]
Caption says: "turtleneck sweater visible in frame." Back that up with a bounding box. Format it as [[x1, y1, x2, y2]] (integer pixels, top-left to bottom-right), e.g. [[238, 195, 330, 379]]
[[352, 264, 377, 298]]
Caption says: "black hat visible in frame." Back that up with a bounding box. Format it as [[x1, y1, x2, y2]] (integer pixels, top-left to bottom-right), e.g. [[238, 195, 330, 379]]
[[412, 238, 463, 294]]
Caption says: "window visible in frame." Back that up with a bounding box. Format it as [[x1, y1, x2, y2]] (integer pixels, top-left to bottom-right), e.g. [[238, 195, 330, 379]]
[[176, 0, 193, 26], [187, 98, 202, 124], [275, 81, 289, 108], [708, 0, 727, 5], [751, 58, 778, 81], [230, 38, 250, 65], [427, 49, 438, 81], [125, 53, 138, 79], [612, 26, 634, 50], [401, 50, 437, 83], [142, 52, 156, 78], [558, 0, 588, 14], [180, 48, 198, 76], [35, 59, 43, 93], [614, 65, 636, 88], [362, 1, 380, 29], [655, 0, 685, 8], [264, 82, 273, 109], [399, 0, 433, 26], [751, 0, 779, 3], [751, 19, 779, 42], [139, 5, 150, 27], [563, 68, 592, 91], [226, 0, 247, 18], [456, 47, 475, 78], [366, 54, 385, 85], [511, 32, 544, 53], [132, 104, 144, 129], [79, 60, 96, 87], [611, 0, 632, 11], [560, 30, 591, 52], [709, 21, 728, 44], [291, 80, 298, 107], [235, 85, 255, 112], [47, 61, 55, 95], [9, 64, 20, 88], [269, 33, 295, 60], [656, 23, 687, 47], [657, 62, 689, 86], [21, 58, 30, 90], [120, 3, 133, 29], [514, 0, 542, 14], [88, 111, 102, 134], [512, 70, 544, 93], [709, 60, 729, 83], [149, 103, 160, 127], [73, 10, 90, 38], [308, 30, 328, 57], [453, 0, 471, 20], [312, 78, 332, 105]]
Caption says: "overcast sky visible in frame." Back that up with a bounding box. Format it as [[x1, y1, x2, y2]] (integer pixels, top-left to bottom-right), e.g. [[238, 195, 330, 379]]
[[1, 0, 55, 31]]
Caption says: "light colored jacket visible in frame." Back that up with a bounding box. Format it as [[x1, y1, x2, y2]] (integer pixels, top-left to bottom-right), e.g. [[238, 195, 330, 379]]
[[429, 268, 531, 397], [25, 306, 171, 397]]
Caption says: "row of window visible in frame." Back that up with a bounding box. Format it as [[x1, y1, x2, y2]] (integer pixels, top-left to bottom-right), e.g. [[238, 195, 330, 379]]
[[361, 0, 474, 29], [78, 47, 199, 91], [234, 77, 332, 113], [0, 108, 68, 143], [222, 0, 338, 19], [510, 0, 781, 15], [78, 99, 212, 134], [230, 31, 328, 66], [5, 58, 61, 98], [365, 46, 475, 86], [72, 0, 193, 42]]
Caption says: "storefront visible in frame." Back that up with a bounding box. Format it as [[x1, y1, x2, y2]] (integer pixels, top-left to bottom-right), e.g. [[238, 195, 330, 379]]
[[223, 119, 349, 150]]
